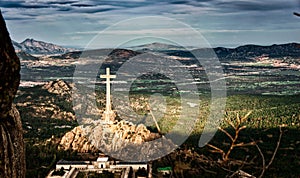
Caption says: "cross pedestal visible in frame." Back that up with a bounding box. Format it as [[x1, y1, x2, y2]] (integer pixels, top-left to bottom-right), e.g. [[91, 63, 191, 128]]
[[100, 67, 116, 123]]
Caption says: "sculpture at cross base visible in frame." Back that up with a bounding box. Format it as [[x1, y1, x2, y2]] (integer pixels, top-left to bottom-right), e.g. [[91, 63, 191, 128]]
[[100, 67, 116, 123]]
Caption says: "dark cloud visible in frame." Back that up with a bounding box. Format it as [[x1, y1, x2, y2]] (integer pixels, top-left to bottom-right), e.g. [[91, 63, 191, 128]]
[[169, 1, 190, 5], [0, 1, 23, 8], [1, 0, 298, 21], [0, 0, 201, 15], [169, 0, 212, 5], [0, 1, 49, 9], [71, 4, 94, 7], [0, 0, 79, 10], [87, 0, 153, 9], [215, 1, 294, 12], [0, 0, 295, 13], [46, 1, 78, 5], [61, 0, 153, 14], [70, 7, 118, 14]]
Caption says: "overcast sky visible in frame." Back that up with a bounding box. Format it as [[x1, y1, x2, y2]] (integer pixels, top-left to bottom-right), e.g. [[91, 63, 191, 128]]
[[1, 0, 299, 48]]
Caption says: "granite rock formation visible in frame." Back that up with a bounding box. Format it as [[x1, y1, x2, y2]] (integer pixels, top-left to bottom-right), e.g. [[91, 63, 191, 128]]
[[59, 120, 158, 152], [88, 120, 174, 162], [43, 79, 73, 98], [16, 80, 76, 122], [59, 119, 175, 161], [58, 126, 97, 153], [0, 11, 25, 177]]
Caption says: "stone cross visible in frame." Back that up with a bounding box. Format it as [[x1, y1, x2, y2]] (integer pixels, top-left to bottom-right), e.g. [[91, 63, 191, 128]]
[[100, 67, 116, 122]]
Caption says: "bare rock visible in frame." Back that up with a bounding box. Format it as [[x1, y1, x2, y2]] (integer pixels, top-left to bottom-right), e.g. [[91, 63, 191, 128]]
[[88, 120, 176, 161], [58, 118, 174, 162], [58, 126, 97, 153], [43, 79, 72, 97], [51, 110, 75, 121], [59, 120, 157, 153]]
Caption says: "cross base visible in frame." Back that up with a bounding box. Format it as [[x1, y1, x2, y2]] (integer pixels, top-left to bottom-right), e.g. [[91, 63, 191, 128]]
[[101, 110, 116, 123]]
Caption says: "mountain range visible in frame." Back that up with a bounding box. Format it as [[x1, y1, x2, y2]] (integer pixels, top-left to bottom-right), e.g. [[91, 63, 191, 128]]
[[213, 43, 300, 61], [12, 38, 75, 55], [153, 43, 300, 61], [56, 42, 300, 62], [12, 38, 300, 62]]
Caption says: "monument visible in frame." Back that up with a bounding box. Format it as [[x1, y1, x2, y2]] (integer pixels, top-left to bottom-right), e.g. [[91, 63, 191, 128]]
[[100, 67, 116, 123]]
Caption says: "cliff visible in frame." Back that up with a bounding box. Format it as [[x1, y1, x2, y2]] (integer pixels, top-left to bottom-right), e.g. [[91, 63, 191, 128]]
[[0, 10, 25, 177]]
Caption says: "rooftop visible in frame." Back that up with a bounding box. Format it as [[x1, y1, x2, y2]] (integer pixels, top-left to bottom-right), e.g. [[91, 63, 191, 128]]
[[57, 160, 89, 165], [96, 157, 109, 162]]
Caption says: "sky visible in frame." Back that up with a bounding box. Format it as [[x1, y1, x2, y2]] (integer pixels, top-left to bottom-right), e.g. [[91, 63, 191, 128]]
[[1, 0, 300, 48]]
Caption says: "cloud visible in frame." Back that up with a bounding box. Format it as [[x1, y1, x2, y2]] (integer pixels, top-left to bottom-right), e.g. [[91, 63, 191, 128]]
[[1, 0, 299, 48], [67, 5, 121, 13], [46, 1, 78, 5], [214, 0, 295, 13], [201, 29, 265, 33], [71, 3, 94, 7], [0, 1, 49, 9], [66, 31, 100, 35], [3, 16, 34, 21], [0, 0, 297, 15]]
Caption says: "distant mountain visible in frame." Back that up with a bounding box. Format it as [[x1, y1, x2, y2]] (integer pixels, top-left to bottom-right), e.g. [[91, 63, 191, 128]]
[[166, 43, 300, 61], [12, 38, 76, 55], [213, 43, 300, 61], [129, 42, 188, 51]]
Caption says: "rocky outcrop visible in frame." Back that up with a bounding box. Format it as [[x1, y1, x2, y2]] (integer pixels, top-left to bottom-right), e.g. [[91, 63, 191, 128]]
[[59, 119, 175, 161], [58, 126, 97, 153], [88, 120, 174, 162], [58, 119, 157, 153], [43, 79, 73, 97], [0, 10, 25, 177], [16, 80, 76, 122]]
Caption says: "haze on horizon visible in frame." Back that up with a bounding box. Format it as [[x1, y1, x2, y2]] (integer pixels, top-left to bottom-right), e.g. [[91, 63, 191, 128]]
[[1, 0, 300, 48]]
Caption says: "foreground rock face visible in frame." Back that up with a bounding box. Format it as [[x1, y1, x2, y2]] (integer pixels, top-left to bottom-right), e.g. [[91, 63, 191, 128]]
[[0, 107, 25, 177], [0, 11, 26, 177]]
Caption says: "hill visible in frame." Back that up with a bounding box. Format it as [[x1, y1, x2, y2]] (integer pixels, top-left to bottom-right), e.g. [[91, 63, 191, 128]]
[[16, 51, 39, 61], [165, 43, 300, 61], [213, 43, 300, 61]]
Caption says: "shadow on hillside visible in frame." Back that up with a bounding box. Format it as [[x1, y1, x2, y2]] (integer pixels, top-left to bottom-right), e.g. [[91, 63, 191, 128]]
[[157, 126, 300, 177]]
